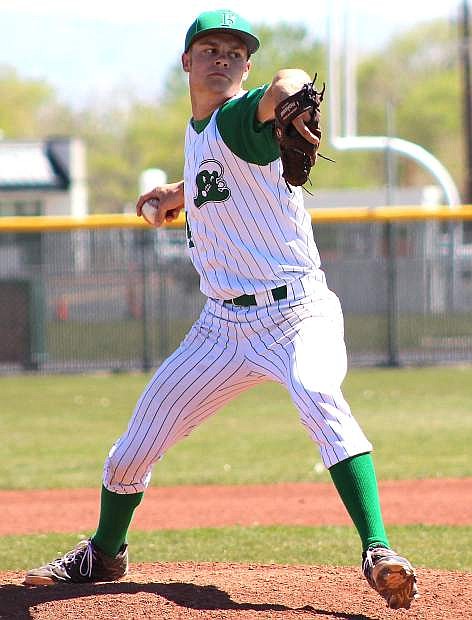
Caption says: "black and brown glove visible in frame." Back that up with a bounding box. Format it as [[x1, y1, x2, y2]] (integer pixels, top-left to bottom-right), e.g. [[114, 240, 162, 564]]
[[274, 74, 328, 187]]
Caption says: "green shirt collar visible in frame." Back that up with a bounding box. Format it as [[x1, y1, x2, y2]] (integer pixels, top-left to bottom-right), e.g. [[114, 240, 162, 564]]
[[191, 116, 212, 134]]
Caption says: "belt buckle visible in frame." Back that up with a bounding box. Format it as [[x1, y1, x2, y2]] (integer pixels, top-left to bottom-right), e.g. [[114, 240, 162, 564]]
[[224, 296, 245, 306], [224, 288, 286, 307]]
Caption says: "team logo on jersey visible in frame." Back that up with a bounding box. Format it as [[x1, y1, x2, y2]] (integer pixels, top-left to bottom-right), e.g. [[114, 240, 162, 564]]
[[194, 159, 231, 208]]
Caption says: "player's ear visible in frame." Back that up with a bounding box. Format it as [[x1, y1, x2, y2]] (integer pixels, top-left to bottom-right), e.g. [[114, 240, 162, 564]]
[[242, 59, 251, 82], [182, 51, 191, 73]]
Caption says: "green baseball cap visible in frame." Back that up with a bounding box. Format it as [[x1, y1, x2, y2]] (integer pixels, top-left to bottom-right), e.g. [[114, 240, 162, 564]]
[[184, 9, 260, 55]]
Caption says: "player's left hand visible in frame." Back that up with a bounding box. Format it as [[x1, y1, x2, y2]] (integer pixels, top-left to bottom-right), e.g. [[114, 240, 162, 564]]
[[274, 76, 326, 187], [291, 110, 321, 146]]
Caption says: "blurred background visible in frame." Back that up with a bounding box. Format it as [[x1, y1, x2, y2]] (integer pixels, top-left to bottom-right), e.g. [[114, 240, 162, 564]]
[[0, 0, 466, 210], [1, 0, 472, 373]]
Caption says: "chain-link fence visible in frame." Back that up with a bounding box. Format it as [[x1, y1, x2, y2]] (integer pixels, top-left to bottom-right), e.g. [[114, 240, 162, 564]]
[[0, 213, 471, 373]]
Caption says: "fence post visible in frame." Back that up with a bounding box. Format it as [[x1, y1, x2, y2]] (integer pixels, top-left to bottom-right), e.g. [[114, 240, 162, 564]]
[[139, 229, 152, 372], [385, 103, 400, 366], [385, 221, 400, 366], [155, 231, 170, 362]]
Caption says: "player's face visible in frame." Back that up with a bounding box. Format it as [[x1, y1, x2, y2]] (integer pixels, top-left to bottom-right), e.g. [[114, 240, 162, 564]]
[[182, 33, 251, 99]]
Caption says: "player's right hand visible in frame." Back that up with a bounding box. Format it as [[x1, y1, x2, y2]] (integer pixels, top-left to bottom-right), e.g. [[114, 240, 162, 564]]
[[136, 182, 185, 227]]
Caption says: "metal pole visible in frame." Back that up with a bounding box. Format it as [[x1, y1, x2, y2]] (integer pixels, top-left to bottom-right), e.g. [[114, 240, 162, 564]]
[[156, 235, 169, 362], [450, 0, 472, 312], [460, 0, 472, 201], [140, 229, 152, 372], [385, 102, 400, 367], [328, 2, 342, 139], [344, 5, 357, 136], [328, 0, 461, 207]]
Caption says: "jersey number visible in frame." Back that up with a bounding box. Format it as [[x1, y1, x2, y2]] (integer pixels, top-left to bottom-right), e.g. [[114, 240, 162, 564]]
[[185, 213, 195, 248]]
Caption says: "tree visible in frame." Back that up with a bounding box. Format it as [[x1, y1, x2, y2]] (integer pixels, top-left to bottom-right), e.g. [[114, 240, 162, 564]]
[[0, 66, 55, 137], [246, 23, 326, 87], [356, 19, 461, 189], [0, 18, 464, 210]]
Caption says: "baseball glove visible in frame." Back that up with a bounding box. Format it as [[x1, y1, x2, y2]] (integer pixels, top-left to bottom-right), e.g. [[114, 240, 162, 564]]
[[274, 74, 329, 188]]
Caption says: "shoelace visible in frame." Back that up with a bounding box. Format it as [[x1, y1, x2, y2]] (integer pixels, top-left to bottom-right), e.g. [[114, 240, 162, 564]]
[[78, 541, 94, 577], [51, 540, 94, 578], [363, 548, 374, 575]]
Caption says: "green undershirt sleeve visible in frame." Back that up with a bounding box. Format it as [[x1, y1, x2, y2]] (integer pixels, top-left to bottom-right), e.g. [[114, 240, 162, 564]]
[[216, 85, 280, 165]]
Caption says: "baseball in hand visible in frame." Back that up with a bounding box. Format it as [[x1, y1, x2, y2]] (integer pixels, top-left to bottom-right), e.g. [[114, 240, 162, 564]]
[[141, 199, 160, 226]]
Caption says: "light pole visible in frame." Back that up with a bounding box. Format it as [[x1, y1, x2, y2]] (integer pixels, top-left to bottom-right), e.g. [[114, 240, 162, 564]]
[[460, 0, 472, 203]]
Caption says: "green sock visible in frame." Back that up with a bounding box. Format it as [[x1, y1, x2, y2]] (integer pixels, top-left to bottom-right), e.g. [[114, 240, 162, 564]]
[[329, 453, 389, 552], [91, 485, 144, 557]]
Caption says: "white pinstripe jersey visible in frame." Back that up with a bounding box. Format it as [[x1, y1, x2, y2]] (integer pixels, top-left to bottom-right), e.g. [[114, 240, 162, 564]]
[[183, 90, 324, 300]]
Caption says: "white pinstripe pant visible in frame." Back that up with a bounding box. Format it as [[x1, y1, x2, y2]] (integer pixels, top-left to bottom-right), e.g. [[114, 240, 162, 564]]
[[103, 279, 372, 494]]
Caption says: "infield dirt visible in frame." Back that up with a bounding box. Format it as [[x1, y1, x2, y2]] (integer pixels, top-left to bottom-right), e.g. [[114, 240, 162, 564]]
[[1, 479, 471, 620]]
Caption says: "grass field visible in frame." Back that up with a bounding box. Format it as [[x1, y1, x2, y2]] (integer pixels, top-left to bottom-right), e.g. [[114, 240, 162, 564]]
[[1, 366, 471, 571], [45, 313, 472, 361], [2, 525, 471, 572], [2, 366, 471, 489]]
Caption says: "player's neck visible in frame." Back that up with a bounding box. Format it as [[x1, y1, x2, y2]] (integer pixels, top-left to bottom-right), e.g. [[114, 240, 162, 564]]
[[190, 87, 241, 121], [190, 94, 226, 121]]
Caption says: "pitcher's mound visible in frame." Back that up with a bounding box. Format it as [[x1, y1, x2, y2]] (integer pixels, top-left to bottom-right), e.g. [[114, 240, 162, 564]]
[[2, 562, 470, 620]]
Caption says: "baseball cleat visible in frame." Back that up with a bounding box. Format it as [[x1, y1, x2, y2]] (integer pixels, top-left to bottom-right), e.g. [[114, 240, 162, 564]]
[[24, 538, 128, 586], [362, 546, 419, 609]]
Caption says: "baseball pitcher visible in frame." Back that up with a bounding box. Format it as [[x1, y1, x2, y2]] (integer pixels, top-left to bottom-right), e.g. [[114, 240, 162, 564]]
[[25, 9, 418, 610]]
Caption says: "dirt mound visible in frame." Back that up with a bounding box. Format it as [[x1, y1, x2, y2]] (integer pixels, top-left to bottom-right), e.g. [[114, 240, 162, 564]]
[[2, 478, 472, 536], [2, 562, 470, 620], [2, 480, 471, 619]]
